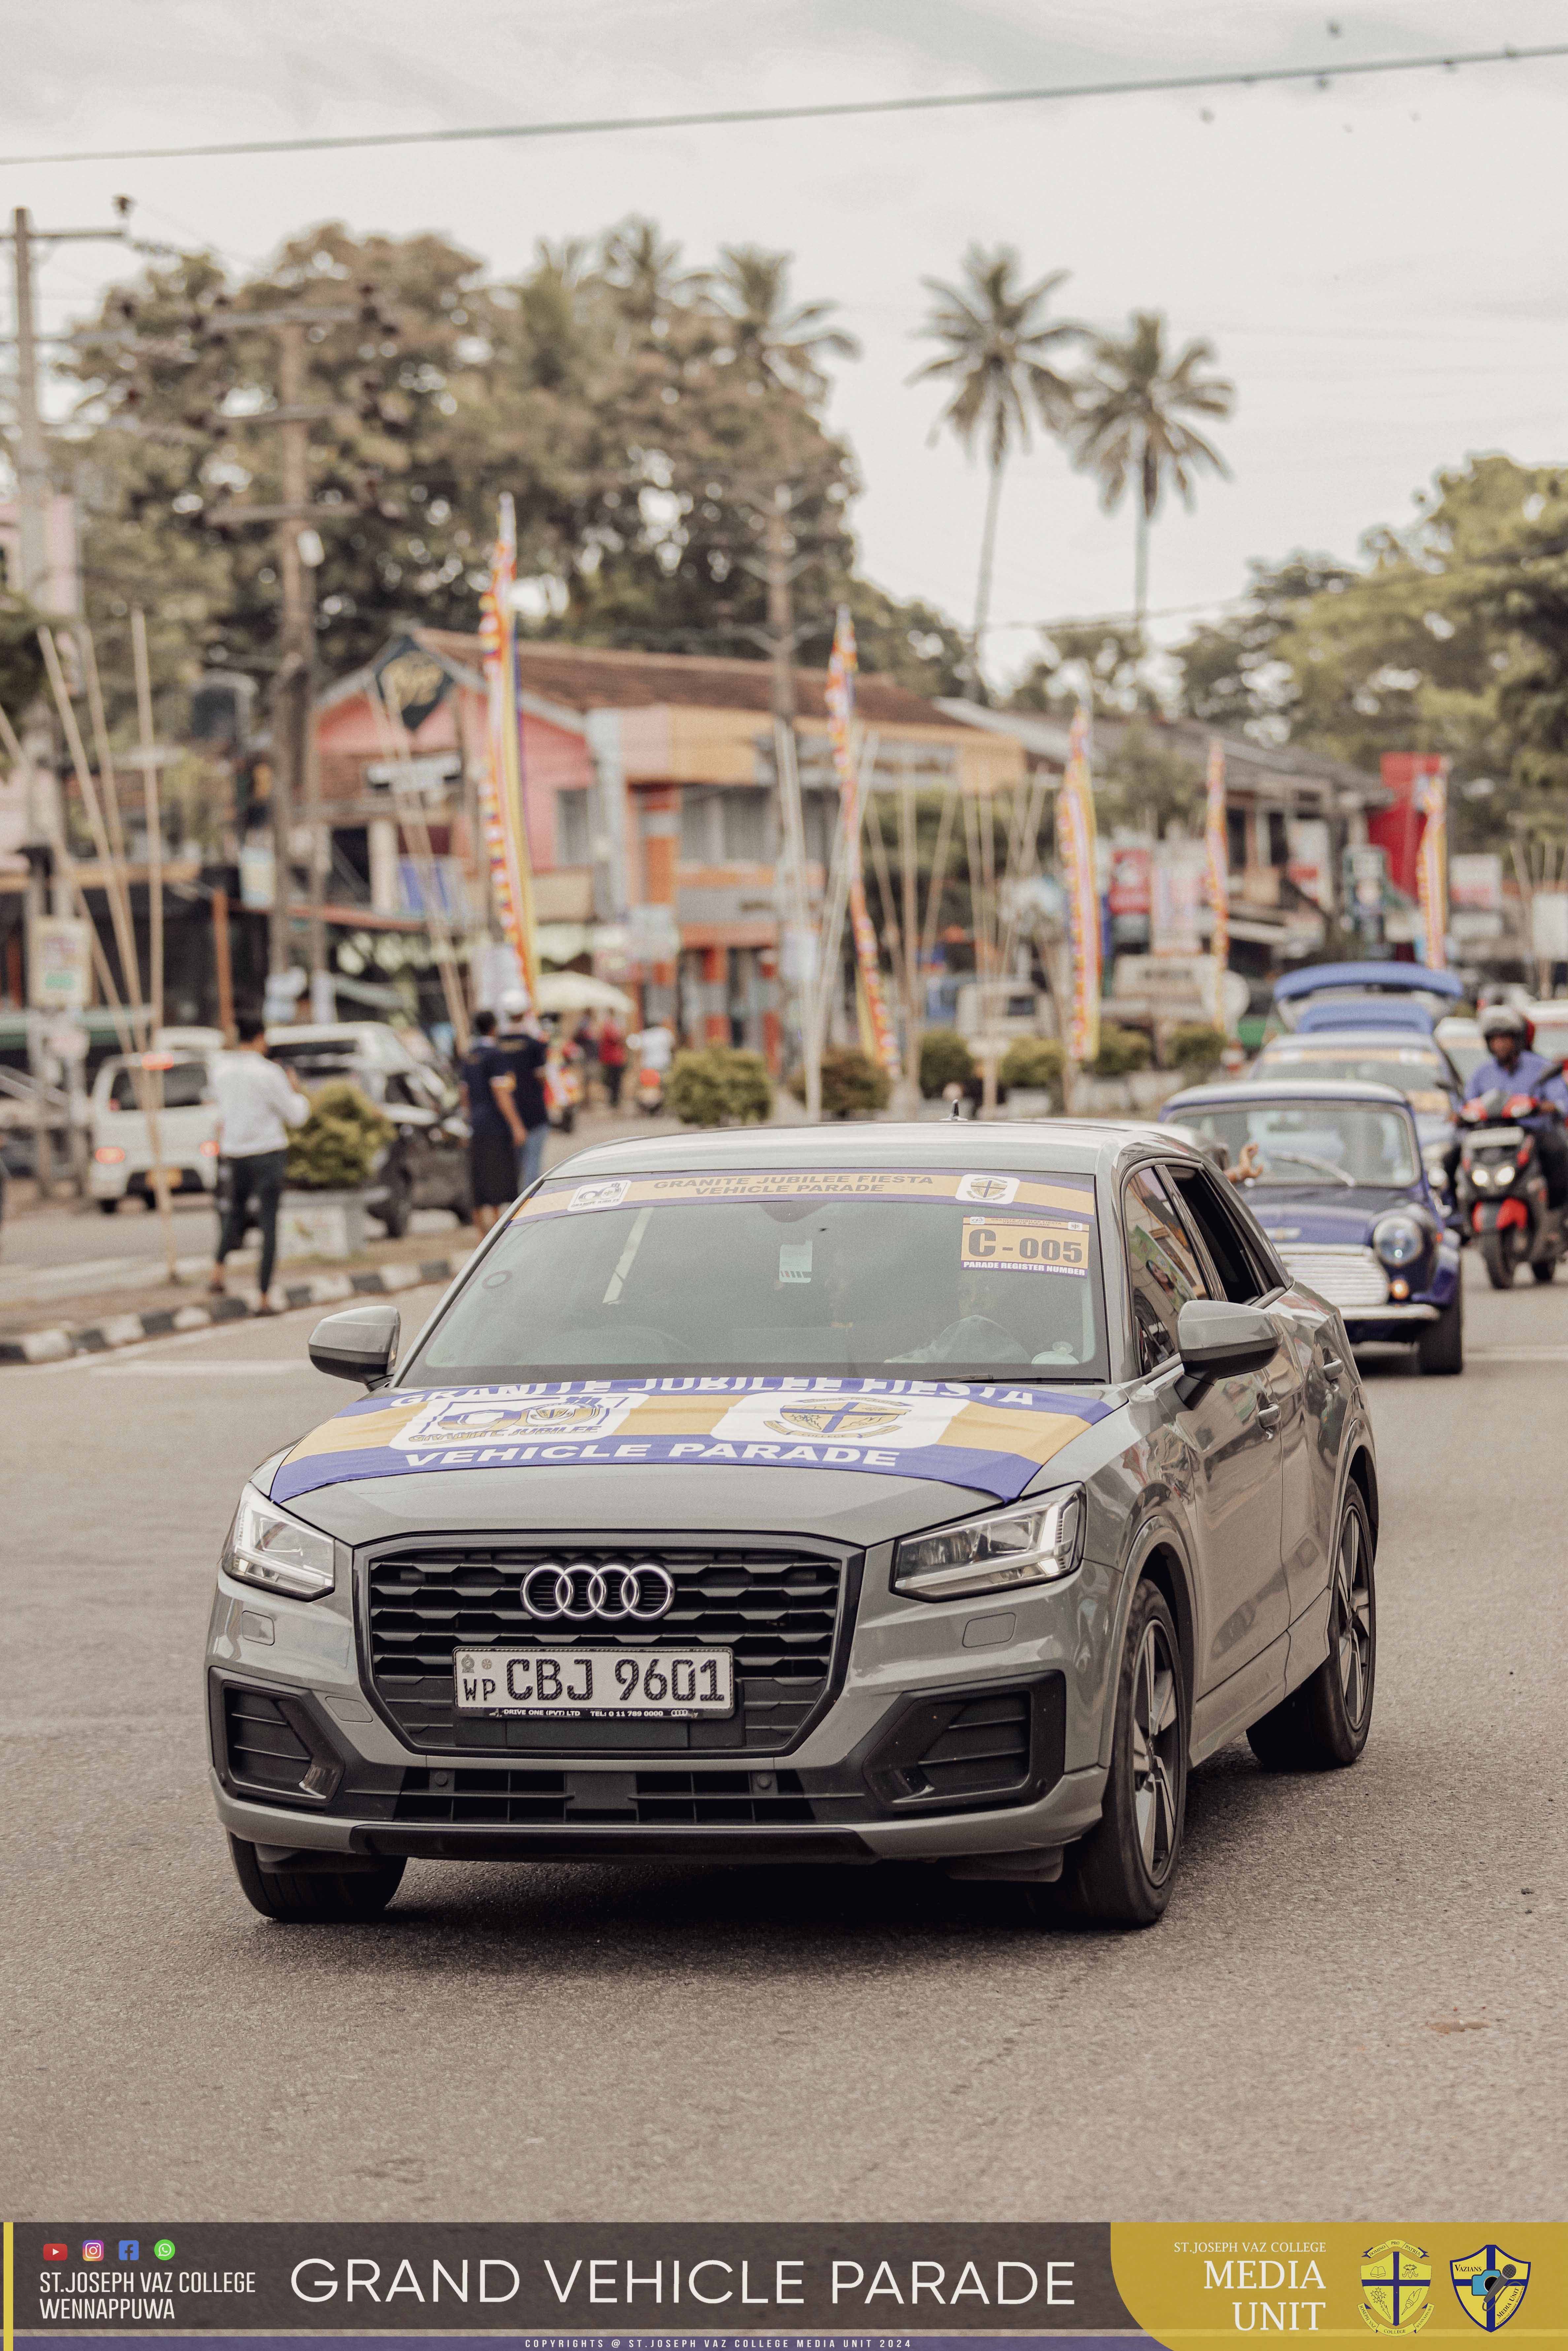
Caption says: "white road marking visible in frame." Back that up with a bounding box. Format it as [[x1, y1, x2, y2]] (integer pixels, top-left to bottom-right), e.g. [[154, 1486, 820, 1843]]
[[1467, 1345, 1568, 1363]]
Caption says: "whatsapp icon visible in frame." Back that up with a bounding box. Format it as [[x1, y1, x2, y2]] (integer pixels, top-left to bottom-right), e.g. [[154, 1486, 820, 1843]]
[[153, 2240, 175, 2262]]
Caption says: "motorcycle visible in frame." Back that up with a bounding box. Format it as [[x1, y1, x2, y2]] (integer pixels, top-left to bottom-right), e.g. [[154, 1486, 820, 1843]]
[[635, 1062, 665, 1116], [543, 1036, 584, 1135], [1456, 1088, 1567, 1289]]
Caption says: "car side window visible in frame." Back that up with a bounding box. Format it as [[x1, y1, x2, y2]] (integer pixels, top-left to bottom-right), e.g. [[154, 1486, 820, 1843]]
[[1123, 1166, 1212, 1374], [1165, 1162, 1272, 1303]]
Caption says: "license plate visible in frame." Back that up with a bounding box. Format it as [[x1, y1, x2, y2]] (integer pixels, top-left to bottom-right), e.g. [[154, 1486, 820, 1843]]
[[454, 1645, 734, 1719]]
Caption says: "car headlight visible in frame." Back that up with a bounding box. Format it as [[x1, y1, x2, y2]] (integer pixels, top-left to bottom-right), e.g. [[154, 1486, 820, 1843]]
[[1470, 1165, 1491, 1188], [892, 1487, 1085, 1603], [1372, 1214, 1427, 1269], [221, 1485, 336, 1600]]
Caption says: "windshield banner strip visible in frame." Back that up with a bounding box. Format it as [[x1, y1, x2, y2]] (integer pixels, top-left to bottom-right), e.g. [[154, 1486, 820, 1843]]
[[515, 1169, 1098, 1221], [272, 1376, 1112, 1507]]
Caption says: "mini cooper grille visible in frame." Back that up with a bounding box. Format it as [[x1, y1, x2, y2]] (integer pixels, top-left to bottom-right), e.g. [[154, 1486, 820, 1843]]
[[223, 1686, 313, 1795], [366, 1543, 846, 1752], [393, 1766, 814, 1826], [1279, 1244, 1390, 1309], [905, 1690, 1031, 1802]]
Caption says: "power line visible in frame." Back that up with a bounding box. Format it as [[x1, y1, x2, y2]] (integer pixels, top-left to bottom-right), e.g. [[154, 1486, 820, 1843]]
[[0, 42, 1561, 170]]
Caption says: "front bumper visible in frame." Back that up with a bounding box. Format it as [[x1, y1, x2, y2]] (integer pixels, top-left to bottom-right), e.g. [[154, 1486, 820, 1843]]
[[207, 1524, 1119, 1868]]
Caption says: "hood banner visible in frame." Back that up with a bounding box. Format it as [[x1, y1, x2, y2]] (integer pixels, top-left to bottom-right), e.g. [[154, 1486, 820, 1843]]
[[272, 1375, 1111, 1508]]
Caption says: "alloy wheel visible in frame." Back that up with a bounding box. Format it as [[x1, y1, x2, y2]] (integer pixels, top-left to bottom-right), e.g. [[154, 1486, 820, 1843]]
[[1130, 1618, 1181, 1884], [1333, 1507, 1373, 1730]]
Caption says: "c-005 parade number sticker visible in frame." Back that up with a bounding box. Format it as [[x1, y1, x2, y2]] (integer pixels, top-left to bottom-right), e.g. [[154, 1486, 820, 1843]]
[[961, 1214, 1090, 1276]]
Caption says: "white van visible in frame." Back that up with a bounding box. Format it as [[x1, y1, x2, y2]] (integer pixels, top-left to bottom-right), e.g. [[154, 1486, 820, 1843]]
[[90, 1050, 220, 1213]]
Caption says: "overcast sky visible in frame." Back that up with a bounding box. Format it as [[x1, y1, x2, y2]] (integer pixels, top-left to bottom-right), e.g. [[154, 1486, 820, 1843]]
[[5, 0, 1566, 679]]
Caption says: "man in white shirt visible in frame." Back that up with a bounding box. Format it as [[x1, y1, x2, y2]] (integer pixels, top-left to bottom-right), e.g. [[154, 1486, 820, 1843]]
[[209, 1013, 310, 1311]]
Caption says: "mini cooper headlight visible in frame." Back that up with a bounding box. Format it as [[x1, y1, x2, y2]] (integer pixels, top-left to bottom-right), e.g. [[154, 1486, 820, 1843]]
[[221, 1485, 336, 1600], [892, 1487, 1085, 1603], [1372, 1214, 1426, 1269]]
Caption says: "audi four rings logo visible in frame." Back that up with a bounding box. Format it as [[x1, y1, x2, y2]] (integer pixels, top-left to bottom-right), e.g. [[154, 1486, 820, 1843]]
[[522, 1560, 676, 1622]]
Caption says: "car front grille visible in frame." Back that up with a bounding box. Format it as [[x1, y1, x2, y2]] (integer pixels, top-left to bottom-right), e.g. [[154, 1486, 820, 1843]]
[[393, 1766, 814, 1826], [365, 1541, 849, 1754], [1279, 1244, 1389, 1309]]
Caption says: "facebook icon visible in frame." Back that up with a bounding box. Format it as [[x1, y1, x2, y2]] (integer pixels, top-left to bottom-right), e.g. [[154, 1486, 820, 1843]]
[[118, 2242, 139, 2261]]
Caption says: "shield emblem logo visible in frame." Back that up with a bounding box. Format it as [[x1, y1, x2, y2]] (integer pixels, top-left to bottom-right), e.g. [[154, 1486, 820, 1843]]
[[1450, 2247, 1530, 2331], [1360, 2241, 1432, 2335], [768, 1401, 909, 1441]]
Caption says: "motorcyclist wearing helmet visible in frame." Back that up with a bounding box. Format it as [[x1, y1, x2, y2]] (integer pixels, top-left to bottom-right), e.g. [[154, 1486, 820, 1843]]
[[1463, 1006, 1568, 1207]]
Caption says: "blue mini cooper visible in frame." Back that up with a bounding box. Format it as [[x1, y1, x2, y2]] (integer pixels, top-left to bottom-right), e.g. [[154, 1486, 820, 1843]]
[[1161, 1078, 1463, 1375]]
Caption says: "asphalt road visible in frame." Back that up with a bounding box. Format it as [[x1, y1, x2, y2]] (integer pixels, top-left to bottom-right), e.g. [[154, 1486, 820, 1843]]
[[4, 1251, 1563, 2222]]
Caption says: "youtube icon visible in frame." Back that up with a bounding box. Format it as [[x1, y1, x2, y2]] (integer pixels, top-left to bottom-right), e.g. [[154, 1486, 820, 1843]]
[[42, 2245, 67, 2263]]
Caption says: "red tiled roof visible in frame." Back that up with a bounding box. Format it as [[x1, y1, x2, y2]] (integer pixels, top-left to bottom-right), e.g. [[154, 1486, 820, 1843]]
[[413, 629, 963, 729]]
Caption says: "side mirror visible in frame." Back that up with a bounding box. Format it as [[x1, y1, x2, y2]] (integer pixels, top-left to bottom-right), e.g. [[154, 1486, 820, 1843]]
[[1175, 1298, 1279, 1386], [309, 1303, 401, 1386]]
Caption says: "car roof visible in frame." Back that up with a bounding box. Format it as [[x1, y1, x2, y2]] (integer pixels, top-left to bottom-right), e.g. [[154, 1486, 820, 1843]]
[[1164, 1078, 1414, 1112], [544, 1116, 1201, 1184], [1259, 1029, 1447, 1054]]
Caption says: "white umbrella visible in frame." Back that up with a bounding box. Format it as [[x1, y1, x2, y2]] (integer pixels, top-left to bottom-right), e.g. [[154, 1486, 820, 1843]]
[[533, 971, 636, 1017]]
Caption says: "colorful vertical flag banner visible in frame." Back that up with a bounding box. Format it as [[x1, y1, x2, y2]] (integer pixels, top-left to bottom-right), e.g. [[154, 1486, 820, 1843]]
[[1204, 736, 1230, 1028], [826, 605, 901, 1077], [479, 492, 540, 1002], [1413, 757, 1449, 969], [1058, 704, 1101, 1064]]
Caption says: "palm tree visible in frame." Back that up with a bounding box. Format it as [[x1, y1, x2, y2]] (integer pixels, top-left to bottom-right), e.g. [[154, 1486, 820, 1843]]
[[710, 246, 860, 398], [910, 245, 1082, 693], [1072, 311, 1234, 628]]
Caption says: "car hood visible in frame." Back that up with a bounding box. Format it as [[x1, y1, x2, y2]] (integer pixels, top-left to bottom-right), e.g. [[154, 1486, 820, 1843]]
[[268, 1376, 1116, 1545], [1251, 1185, 1425, 1246]]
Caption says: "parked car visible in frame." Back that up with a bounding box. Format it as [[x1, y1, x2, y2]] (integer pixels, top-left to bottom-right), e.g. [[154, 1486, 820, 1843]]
[[89, 1049, 220, 1212], [1270, 959, 1467, 1032], [208, 1119, 1379, 1927], [1163, 1077, 1462, 1374], [263, 1023, 472, 1234], [1434, 1013, 1488, 1085]]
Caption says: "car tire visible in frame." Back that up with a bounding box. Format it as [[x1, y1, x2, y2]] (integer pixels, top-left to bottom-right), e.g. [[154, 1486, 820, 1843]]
[[1416, 1288, 1463, 1374], [376, 1171, 412, 1239], [227, 1836, 405, 1923], [1530, 1257, 1556, 1284], [98, 1198, 119, 1215], [1046, 1581, 1188, 1928], [1247, 1485, 1376, 1772]]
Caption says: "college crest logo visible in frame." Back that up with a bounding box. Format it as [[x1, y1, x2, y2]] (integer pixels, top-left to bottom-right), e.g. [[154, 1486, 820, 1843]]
[[1360, 2242, 1432, 2335], [1450, 2247, 1530, 2331], [766, 1400, 912, 1441], [956, 1172, 1020, 1205], [392, 1391, 640, 1452]]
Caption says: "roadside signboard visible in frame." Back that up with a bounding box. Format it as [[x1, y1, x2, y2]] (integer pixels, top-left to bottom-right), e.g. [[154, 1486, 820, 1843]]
[[27, 915, 91, 1011]]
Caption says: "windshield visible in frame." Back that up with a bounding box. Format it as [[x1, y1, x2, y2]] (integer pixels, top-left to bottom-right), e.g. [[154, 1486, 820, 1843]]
[[1174, 1103, 1420, 1187], [1438, 1032, 1488, 1082], [407, 1166, 1108, 1383], [106, 1059, 210, 1111], [1256, 1041, 1455, 1115]]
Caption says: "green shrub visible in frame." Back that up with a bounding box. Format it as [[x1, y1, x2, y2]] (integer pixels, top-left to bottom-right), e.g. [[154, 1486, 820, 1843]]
[[919, 1027, 974, 1098], [1090, 1022, 1153, 1077], [998, 1037, 1066, 1102], [1167, 1022, 1228, 1080], [285, 1079, 395, 1191], [785, 1045, 892, 1119], [666, 1045, 774, 1127]]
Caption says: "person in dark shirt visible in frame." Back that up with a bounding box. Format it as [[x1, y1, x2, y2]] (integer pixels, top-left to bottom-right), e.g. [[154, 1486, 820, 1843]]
[[492, 988, 552, 1190], [458, 1009, 519, 1232]]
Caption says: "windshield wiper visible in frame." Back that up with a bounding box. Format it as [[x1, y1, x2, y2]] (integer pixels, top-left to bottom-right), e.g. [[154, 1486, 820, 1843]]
[[1259, 1150, 1358, 1187]]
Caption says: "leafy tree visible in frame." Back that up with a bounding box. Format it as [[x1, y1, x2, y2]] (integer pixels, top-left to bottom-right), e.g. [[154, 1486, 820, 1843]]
[[1071, 312, 1234, 625], [710, 246, 860, 397], [0, 596, 47, 725], [1009, 620, 1155, 715], [1173, 552, 1356, 737], [911, 246, 1082, 694]]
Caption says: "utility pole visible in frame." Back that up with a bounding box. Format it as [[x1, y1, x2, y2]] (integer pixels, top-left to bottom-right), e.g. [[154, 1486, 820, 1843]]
[[205, 303, 358, 998], [4, 203, 131, 609], [760, 490, 820, 1117]]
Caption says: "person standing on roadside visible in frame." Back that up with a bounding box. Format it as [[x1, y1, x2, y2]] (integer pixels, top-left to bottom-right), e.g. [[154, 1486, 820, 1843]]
[[458, 1007, 515, 1234], [597, 1012, 627, 1109], [492, 987, 552, 1191], [209, 1013, 309, 1314]]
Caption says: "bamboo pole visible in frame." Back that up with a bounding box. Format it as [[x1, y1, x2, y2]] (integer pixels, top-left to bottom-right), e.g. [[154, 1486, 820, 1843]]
[[368, 675, 471, 1053], [131, 613, 164, 1034]]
